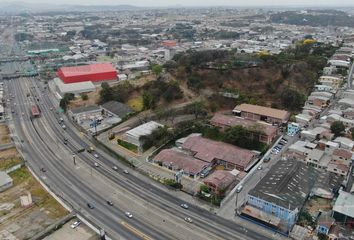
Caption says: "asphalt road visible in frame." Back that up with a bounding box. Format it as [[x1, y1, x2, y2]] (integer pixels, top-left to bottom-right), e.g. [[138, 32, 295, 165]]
[[3, 59, 281, 240]]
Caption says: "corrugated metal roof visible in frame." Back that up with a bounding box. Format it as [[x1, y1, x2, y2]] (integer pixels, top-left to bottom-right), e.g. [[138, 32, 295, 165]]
[[59, 63, 116, 77]]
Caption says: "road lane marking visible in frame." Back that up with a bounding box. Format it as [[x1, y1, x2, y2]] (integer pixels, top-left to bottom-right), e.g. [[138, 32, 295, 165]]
[[120, 221, 152, 240]]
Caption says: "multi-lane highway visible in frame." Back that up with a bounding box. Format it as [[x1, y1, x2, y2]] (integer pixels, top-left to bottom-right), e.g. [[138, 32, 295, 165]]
[[3, 64, 281, 239]]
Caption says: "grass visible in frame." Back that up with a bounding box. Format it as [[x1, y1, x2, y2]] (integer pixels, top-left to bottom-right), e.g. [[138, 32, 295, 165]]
[[0, 157, 23, 171], [117, 139, 138, 153], [127, 96, 144, 112], [9, 167, 31, 185]]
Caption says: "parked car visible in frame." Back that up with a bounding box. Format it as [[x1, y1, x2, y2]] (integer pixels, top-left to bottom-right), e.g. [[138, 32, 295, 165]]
[[70, 220, 81, 229], [94, 162, 99, 167], [93, 153, 99, 158], [123, 169, 129, 174], [236, 185, 243, 193], [257, 165, 263, 170]]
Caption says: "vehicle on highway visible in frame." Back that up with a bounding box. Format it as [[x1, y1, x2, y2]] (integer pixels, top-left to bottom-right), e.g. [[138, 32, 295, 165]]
[[94, 162, 99, 167], [50, 107, 53, 111], [59, 117, 64, 123], [263, 156, 271, 162], [87, 146, 94, 153], [180, 203, 189, 209], [40, 167, 46, 172], [107, 200, 114, 206], [70, 220, 81, 229], [93, 153, 99, 158], [184, 217, 193, 223], [123, 169, 129, 174], [63, 138, 68, 145], [257, 165, 263, 170], [125, 212, 133, 218], [87, 203, 94, 209], [112, 166, 118, 171], [62, 125, 66, 130], [236, 185, 243, 193]]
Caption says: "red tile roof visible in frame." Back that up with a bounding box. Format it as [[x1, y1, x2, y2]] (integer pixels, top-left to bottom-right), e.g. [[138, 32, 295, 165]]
[[234, 104, 290, 121], [333, 148, 353, 159], [203, 170, 236, 189], [153, 149, 208, 175], [182, 136, 257, 168], [210, 113, 277, 136]]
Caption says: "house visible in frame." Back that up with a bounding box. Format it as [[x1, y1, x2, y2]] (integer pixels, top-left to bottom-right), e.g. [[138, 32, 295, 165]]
[[203, 170, 237, 195], [68, 105, 102, 124], [343, 108, 354, 120], [182, 135, 258, 171], [123, 121, 163, 151], [338, 98, 354, 108], [287, 122, 300, 136], [319, 75, 343, 90], [210, 113, 277, 144], [101, 101, 134, 119], [152, 149, 209, 179], [316, 212, 335, 236], [0, 171, 13, 192], [54, 77, 96, 98], [306, 95, 330, 108], [232, 104, 290, 125], [333, 137, 354, 150], [314, 85, 333, 92], [295, 113, 313, 126], [332, 190, 354, 226], [301, 127, 333, 141]]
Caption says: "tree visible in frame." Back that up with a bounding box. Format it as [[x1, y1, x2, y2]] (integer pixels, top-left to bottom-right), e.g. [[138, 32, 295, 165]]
[[185, 101, 208, 119], [59, 93, 75, 112], [151, 64, 163, 76], [331, 121, 345, 137], [81, 93, 88, 101], [142, 92, 156, 110], [99, 82, 113, 103], [280, 88, 305, 111], [350, 128, 354, 139]]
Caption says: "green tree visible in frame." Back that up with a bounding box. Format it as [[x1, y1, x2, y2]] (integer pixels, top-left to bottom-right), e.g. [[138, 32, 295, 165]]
[[151, 64, 163, 76], [280, 88, 305, 111], [81, 93, 88, 101], [142, 92, 156, 110], [99, 82, 113, 103], [185, 101, 208, 119], [59, 93, 75, 112], [331, 121, 345, 137], [350, 128, 354, 139], [200, 184, 210, 193]]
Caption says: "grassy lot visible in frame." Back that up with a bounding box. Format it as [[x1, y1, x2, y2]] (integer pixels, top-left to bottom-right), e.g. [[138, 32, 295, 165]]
[[127, 96, 144, 112], [117, 139, 138, 153], [0, 124, 10, 144], [0, 157, 22, 171]]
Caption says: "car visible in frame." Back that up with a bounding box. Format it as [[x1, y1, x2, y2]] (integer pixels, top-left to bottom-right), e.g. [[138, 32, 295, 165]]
[[94, 162, 99, 167], [22, 112, 24, 116], [257, 165, 263, 170], [40, 167, 46, 172], [70, 220, 81, 229], [180, 203, 189, 209], [87, 203, 94, 209], [123, 169, 129, 174], [107, 200, 114, 206], [62, 125, 66, 130], [50, 107, 53, 110], [236, 185, 243, 193], [125, 212, 133, 218], [93, 153, 99, 158], [112, 166, 118, 171], [184, 217, 193, 223]]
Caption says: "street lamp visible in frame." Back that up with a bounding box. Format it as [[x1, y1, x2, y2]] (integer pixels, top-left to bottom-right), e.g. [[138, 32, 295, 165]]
[[72, 154, 76, 165], [235, 192, 239, 216]]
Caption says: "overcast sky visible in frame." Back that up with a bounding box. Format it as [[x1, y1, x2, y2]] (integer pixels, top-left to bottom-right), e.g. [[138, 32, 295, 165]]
[[2, 0, 354, 7]]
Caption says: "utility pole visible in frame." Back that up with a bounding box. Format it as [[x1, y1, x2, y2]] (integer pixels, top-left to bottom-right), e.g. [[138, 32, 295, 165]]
[[235, 192, 239, 216], [72, 154, 76, 165]]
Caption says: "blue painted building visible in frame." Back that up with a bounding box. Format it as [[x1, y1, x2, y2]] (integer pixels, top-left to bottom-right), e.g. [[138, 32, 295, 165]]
[[287, 122, 301, 136], [316, 212, 335, 236]]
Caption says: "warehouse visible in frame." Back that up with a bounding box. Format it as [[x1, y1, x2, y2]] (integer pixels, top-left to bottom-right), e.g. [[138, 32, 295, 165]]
[[54, 78, 96, 98], [57, 63, 118, 84]]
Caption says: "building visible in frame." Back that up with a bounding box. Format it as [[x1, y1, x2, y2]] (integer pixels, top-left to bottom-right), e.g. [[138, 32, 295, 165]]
[[101, 101, 134, 119], [152, 149, 209, 179], [182, 135, 258, 171], [316, 212, 335, 236], [123, 121, 163, 150], [314, 85, 333, 92], [203, 170, 237, 195], [233, 104, 290, 125], [287, 122, 301, 136], [68, 105, 102, 124], [0, 171, 13, 192], [210, 113, 277, 144], [0, 105, 4, 122], [319, 76, 343, 90], [332, 190, 354, 226], [54, 78, 96, 98], [244, 159, 319, 233], [57, 63, 117, 84]]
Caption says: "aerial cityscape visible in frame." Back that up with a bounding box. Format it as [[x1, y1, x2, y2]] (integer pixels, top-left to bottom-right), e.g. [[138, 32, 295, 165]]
[[0, 1, 354, 240]]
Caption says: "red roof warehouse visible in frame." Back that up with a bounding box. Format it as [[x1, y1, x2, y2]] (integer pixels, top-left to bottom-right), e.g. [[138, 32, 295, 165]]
[[57, 63, 117, 84]]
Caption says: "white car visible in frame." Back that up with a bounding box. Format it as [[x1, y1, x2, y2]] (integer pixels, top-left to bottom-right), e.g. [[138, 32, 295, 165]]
[[184, 217, 193, 223], [180, 203, 189, 209], [70, 220, 81, 229], [257, 165, 263, 170], [94, 162, 99, 167], [93, 153, 99, 158], [123, 169, 129, 174], [112, 166, 118, 171], [125, 212, 133, 218]]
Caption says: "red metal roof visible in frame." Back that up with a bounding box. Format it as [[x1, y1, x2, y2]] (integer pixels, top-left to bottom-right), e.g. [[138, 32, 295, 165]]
[[57, 63, 117, 83]]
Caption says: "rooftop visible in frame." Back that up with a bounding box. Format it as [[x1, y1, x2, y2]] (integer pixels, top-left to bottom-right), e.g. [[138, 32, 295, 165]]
[[233, 104, 290, 121], [182, 135, 257, 168], [58, 63, 116, 77], [203, 170, 236, 190], [70, 105, 101, 115], [126, 121, 163, 139], [333, 190, 354, 219], [101, 101, 134, 118]]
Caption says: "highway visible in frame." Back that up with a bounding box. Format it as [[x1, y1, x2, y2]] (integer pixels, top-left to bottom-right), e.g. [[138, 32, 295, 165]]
[[3, 76, 282, 240]]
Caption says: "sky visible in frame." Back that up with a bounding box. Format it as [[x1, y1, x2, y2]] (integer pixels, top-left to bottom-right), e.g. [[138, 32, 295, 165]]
[[2, 0, 354, 7]]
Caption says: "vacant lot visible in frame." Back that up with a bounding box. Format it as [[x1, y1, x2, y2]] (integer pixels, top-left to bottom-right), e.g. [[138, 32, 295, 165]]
[[0, 124, 10, 144], [0, 167, 68, 239]]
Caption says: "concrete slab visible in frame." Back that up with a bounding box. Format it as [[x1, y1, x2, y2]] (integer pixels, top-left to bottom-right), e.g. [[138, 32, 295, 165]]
[[43, 220, 98, 240]]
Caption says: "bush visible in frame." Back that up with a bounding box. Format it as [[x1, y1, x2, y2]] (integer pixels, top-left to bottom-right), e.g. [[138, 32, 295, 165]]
[[81, 93, 88, 101], [164, 179, 183, 189], [117, 139, 138, 153]]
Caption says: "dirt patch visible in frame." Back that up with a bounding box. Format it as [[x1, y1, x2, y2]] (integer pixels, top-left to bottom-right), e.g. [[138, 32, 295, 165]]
[[0, 148, 20, 160], [69, 89, 100, 109], [0, 124, 10, 144], [0, 167, 68, 239], [304, 197, 332, 214]]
